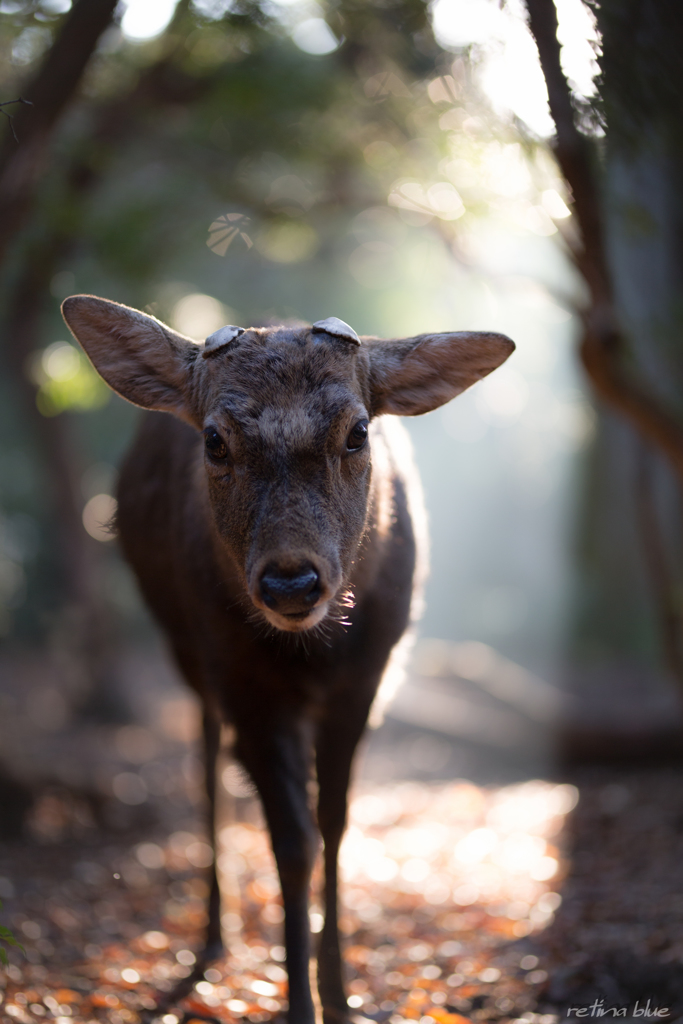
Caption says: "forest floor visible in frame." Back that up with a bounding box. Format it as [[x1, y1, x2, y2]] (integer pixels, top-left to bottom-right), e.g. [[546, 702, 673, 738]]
[[1, 647, 682, 1024], [2, 753, 683, 1024]]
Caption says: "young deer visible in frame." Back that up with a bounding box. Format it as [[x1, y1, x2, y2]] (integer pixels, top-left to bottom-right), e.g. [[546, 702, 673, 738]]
[[62, 296, 514, 1024]]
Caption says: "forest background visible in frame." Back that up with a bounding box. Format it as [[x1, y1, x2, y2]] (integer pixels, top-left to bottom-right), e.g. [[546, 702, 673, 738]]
[[2, 0, 683, 1018], [0, 0, 682, 818]]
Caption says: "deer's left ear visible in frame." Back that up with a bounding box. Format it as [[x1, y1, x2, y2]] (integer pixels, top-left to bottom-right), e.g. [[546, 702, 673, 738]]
[[62, 295, 200, 425], [366, 331, 515, 416]]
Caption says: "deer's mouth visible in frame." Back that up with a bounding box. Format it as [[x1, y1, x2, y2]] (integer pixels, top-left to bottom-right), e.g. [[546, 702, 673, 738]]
[[261, 602, 330, 633]]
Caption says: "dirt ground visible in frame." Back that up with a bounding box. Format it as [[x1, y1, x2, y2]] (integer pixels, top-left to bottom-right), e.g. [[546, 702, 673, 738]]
[[2, 736, 683, 1024], [1, 644, 682, 1024]]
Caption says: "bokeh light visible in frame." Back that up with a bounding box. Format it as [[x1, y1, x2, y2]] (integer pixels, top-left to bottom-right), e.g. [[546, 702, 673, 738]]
[[120, 0, 179, 41], [431, 0, 600, 137]]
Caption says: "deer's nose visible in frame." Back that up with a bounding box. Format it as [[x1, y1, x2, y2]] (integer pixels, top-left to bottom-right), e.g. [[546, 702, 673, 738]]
[[259, 563, 322, 615]]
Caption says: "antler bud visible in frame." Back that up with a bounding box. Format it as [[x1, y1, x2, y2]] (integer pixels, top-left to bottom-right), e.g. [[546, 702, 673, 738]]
[[311, 317, 361, 346], [203, 325, 245, 358]]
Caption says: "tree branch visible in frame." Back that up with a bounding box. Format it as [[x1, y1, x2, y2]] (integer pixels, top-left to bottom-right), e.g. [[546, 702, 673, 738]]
[[0, 0, 119, 268], [525, 0, 683, 482], [0, 98, 33, 143], [635, 438, 683, 689]]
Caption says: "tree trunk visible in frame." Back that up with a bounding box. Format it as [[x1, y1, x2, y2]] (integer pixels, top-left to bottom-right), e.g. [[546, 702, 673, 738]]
[[0, 0, 118, 270]]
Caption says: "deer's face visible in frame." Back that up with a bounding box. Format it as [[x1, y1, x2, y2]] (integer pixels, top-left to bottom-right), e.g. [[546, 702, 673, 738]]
[[198, 329, 371, 631], [61, 296, 514, 633]]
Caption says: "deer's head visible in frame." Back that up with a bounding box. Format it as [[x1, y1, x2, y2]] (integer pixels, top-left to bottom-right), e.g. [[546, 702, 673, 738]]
[[62, 296, 514, 632]]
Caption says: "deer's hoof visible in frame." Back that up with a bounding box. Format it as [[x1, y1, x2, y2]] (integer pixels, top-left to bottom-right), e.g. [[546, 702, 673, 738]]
[[197, 939, 225, 966], [322, 1004, 352, 1024]]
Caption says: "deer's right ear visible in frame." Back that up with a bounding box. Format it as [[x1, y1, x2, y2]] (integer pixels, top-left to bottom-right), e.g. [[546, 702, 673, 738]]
[[61, 295, 199, 424], [366, 330, 515, 416]]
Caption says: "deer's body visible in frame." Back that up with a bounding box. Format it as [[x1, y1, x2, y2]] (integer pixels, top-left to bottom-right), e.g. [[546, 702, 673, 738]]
[[62, 297, 513, 1024], [118, 411, 420, 716]]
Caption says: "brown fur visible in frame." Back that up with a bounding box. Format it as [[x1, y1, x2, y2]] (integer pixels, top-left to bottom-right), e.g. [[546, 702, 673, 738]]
[[62, 295, 514, 1024]]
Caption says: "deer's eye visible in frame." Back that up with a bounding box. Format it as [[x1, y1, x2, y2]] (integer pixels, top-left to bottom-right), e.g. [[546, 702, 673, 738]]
[[346, 419, 368, 452], [204, 428, 228, 461]]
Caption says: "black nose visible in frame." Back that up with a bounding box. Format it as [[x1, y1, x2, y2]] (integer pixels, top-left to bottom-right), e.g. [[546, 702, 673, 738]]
[[259, 564, 322, 615]]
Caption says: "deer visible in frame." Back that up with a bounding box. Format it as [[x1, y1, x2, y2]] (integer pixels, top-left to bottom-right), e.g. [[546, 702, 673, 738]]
[[61, 295, 514, 1024]]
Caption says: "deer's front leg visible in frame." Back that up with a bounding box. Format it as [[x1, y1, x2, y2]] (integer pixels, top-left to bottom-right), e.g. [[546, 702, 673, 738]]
[[316, 695, 374, 1024], [203, 708, 224, 963], [236, 718, 318, 1024]]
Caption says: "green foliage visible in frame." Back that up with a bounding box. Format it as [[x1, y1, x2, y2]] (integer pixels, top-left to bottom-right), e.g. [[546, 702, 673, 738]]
[[0, 0, 561, 644], [0, 900, 24, 966], [28, 341, 110, 416]]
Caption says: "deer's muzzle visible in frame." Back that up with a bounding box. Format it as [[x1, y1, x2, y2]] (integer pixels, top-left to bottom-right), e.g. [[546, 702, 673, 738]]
[[259, 562, 322, 617]]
